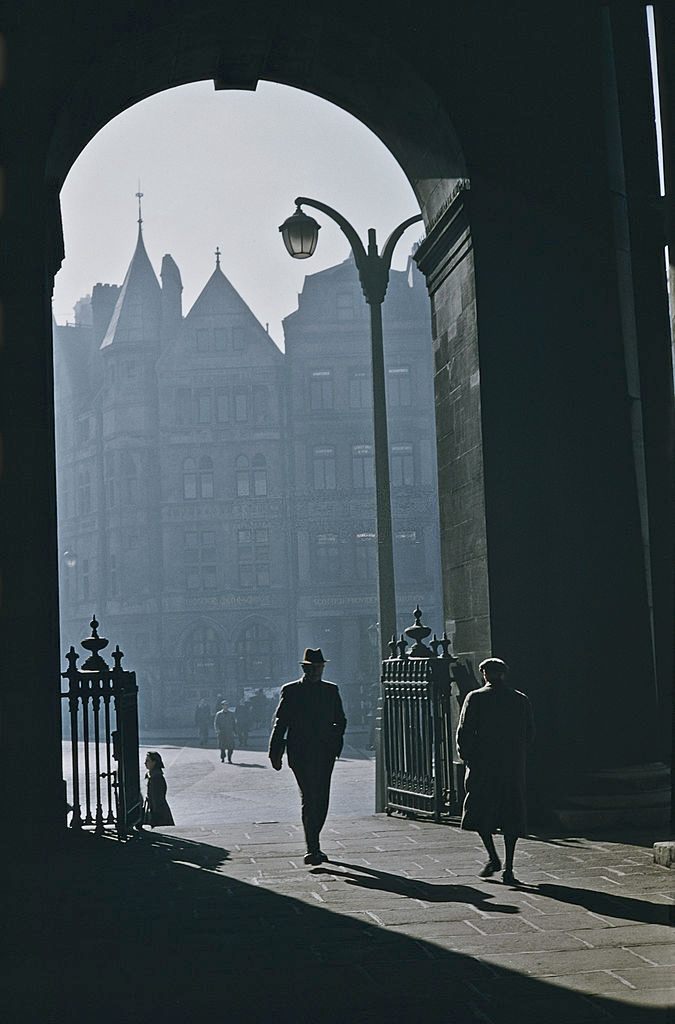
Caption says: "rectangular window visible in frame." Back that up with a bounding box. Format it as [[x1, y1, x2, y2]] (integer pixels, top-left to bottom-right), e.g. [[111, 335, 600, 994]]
[[313, 446, 336, 490], [196, 389, 212, 424], [336, 292, 354, 321], [314, 533, 339, 580], [355, 532, 377, 581], [233, 327, 245, 351], [214, 328, 227, 351], [236, 464, 250, 496], [216, 388, 228, 423], [184, 530, 218, 589], [237, 527, 269, 587], [196, 329, 210, 352], [176, 386, 192, 425], [349, 371, 371, 409], [253, 469, 268, 496], [310, 370, 334, 411], [234, 391, 248, 421], [184, 472, 197, 500], [387, 367, 411, 407], [391, 443, 414, 487], [352, 445, 374, 489]]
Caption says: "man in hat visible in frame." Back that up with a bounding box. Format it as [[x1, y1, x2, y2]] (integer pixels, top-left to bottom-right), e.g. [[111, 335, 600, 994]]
[[269, 649, 347, 865], [456, 657, 535, 884], [214, 701, 238, 764]]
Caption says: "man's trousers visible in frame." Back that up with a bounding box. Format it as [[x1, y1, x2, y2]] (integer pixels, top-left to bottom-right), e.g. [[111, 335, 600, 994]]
[[291, 756, 335, 855]]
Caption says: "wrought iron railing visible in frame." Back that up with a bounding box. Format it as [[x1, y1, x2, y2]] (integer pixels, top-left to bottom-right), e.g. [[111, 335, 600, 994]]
[[61, 616, 142, 838], [381, 607, 463, 821]]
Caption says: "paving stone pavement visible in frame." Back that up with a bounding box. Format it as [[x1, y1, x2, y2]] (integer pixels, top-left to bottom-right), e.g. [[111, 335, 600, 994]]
[[6, 815, 674, 1023]]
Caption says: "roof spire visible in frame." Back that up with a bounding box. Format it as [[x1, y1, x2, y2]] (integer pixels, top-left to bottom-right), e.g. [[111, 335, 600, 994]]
[[136, 183, 144, 230], [215, 246, 221, 269]]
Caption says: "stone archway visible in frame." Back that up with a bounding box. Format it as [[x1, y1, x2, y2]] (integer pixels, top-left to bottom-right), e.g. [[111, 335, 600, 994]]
[[4, 3, 670, 839]]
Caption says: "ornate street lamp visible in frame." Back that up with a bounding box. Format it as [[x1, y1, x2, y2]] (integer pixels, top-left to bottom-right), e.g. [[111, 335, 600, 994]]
[[280, 197, 423, 811], [280, 196, 422, 654], [279, 205, 321, 259]]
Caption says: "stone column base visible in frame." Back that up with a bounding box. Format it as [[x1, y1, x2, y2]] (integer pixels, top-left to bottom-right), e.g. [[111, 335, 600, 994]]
[[551, 762, 671, 831]]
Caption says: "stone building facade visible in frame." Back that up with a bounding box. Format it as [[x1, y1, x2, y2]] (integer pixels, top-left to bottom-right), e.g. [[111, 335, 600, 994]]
[[54, 222, 442, 728]]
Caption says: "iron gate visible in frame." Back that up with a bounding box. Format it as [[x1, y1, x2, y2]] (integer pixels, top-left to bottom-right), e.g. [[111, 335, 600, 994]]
[[382, 607, 462, 821], [61, 616, 143, 838]]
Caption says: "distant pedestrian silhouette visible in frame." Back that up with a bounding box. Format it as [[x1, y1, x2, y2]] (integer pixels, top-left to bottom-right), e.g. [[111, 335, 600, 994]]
[[456, 658, 534, 884], [269, 649, 346, 865], [194, 698, 211, 747], [143, 751, 175, 827], [214, 702, 237, 763]]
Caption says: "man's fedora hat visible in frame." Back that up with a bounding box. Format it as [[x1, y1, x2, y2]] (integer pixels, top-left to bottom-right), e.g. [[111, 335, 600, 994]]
[[479, 657, 509, 673], [300, 648, 328, 665]]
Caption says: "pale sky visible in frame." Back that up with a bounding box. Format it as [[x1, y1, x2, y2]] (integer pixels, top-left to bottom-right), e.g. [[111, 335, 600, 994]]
[[54, 81, 423, 346]]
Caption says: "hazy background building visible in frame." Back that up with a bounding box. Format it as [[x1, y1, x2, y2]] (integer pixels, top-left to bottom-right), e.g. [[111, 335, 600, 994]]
[[54, 218, 442, 729]]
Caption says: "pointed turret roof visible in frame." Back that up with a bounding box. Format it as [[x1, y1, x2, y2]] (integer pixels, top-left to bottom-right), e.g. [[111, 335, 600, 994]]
[[100, 220, 161, 349]]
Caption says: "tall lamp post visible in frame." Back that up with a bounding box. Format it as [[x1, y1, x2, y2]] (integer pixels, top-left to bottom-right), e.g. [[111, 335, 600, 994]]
[[280, 198, 423, 811], [279, 197, 422, 655]]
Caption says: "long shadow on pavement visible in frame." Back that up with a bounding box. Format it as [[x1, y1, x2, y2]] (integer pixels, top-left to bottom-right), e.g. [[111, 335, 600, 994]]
[[6, 832, 670, 1024], [313, 861, 520, 915], [528, 882, 673, 926]]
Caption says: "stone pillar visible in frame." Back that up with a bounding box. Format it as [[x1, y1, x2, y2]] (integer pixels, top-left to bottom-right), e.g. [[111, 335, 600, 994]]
[[0, 174, 66, 842], [417, 165, 671, 829]]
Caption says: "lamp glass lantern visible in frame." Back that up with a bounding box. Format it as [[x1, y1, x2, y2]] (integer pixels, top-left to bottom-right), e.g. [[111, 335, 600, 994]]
[[278, 206, 321, 259]]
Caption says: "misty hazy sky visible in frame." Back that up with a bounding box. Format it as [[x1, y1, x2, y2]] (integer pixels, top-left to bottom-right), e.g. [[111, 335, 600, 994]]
[[54, 81, 423, 346]]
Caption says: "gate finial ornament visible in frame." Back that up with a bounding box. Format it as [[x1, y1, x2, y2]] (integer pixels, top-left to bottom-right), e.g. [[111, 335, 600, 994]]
[[81, 613, 110, 671], [404, 605, 432, 657]]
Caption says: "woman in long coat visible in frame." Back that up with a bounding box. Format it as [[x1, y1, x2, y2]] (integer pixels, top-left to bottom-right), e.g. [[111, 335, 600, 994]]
[[456, 658, 534, 883], [143, 751, 175, 827]]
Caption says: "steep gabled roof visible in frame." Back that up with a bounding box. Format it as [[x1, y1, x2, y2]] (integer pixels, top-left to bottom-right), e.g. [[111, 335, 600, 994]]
[[100, 224, 161, 349], [186, 263, 262, 324]]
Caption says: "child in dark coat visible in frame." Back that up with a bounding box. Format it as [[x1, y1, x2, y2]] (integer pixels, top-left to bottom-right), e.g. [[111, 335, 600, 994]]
[[143, 751, 175, 827]]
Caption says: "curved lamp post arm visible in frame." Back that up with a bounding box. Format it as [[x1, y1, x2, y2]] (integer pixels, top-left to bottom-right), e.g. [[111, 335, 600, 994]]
[[294, 196, 368, 266], [380, 214, 424, 277]]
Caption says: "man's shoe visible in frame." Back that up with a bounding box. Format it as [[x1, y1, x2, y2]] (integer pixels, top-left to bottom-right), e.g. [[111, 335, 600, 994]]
[[303, 852, 322, 866], [478, 860, 501, 878], [502, 869, 520, 885], [318, 851, 329, 863]]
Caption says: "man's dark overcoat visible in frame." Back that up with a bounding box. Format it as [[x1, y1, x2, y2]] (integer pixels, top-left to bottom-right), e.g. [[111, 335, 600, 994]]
[[214, 708, 237, 746], [269, 678, 346, 768], [269, 677, 347, 855], [456, 682, 535, 836]]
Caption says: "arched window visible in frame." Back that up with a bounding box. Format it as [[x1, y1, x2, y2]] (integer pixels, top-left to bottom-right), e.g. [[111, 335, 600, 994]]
[[183, 457, 197, 500], [199, 456, 214, 498], [252, 454, 268, 496], [235, 455, 249, 497]]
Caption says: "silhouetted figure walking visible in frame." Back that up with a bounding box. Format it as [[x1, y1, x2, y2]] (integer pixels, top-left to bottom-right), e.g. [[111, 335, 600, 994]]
[[456, 658, 535, 884], [143, 751, 175, 827], [235, 703, 250, 747], [194, 698, 211, 747], [214, 702, 237, 763], [269, 648, 346, 865]]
